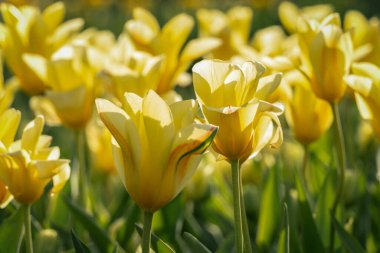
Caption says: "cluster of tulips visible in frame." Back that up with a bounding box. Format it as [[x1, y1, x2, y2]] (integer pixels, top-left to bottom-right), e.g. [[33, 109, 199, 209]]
[[0, 1, 379, 252]]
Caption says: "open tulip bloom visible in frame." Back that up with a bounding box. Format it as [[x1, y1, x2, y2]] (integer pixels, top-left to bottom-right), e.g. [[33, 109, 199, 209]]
[[96, 90, 217, 252], [193, 59, 283, 253]]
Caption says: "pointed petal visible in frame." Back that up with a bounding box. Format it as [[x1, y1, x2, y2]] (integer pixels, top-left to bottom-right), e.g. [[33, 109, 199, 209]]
[[21, 115, 44, 154], [33, 159, 70, 179], [169, 99, 198, 130], [42, 2, 65, 33], [0, 109, 21, 149], [180, 38, 222, 63], [51, 163, 70, 194]]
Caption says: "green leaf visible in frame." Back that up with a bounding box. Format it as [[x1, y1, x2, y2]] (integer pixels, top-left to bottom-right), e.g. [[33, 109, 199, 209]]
[[63, 196, 112, 252], [333, 217, 366, 253], [135, 223, 175, 253], [0, 205, 25, 253], [277, 203, 290, 253], [71, 230, 91, 253], [182, 232, 212, 253], [315, 171, 335, 246], [256, 166, 281, 248], [295, 174, 325, 253]]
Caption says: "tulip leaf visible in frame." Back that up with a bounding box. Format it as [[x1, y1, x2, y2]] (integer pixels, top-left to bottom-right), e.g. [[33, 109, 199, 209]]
[[295, 174, 325, 253], [63, 196, 112, 252], [0, 206, 25, 253], [182, 232, 212, 253], [332, 217, 366, 253], [71, 230, 91, 253], [135, 224, 175, 253], [256, 165, 281, 249], [277, 203, 290, 253]]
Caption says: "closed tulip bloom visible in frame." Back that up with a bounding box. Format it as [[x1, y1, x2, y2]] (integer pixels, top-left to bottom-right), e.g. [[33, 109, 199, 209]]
[[193, 60, 283, 163], [0, 2, 84, 94], [0, 115, 70, 204], [24, 44, 101, 129], [124, 8, 221, 95], [298, 14, 353, 102], [345, 62, 380, 139], [96, 90, 217, 212], [284, 71, 333, 144], [197, 6, 252, 60]]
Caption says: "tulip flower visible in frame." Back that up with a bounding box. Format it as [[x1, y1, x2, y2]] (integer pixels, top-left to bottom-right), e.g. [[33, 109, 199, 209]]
[[0, 114, 70, 253], [96, 90, 217, 253], [344, 11, 380, 66], [193, 59, 283, 253], [24, 44, 101, 129], [284, 71, 333, 145], [123, 8, 221, 95], [279, 1, 333, 34], [196, 6, 252, 60], [345, 62, 380, 139], [0, 2, 84, 94], [298, 14, 353, 102]]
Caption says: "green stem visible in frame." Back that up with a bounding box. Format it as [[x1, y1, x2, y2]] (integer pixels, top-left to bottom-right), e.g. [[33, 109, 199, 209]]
[[329, 102, 347, 253], [302, 144, 309, 190], [24, 204, 33, 253], [240, 171, 252, 253], [142, 210, 154, 253], [75, 129, 88, 209], [231, 160, 244, 253]]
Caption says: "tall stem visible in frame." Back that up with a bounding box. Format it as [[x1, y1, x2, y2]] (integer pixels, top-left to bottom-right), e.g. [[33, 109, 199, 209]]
[[142, 210, 154, 253], [231, 160, 244, 253], [240, 173, 252, 253], [329, 102, 347, 253], [75, 129, 88, 209], [24, 204, 33, 253], [302, 144, 309, 190]]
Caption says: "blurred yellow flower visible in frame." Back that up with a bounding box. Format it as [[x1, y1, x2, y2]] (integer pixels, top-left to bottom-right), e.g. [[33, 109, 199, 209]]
[[123, 8, 221, 95], [193, 59, 283, 163], [0, 2, 84, 94], [96, 90, 217, 212], [345, 62, 380, 139], [86, 119, 115, 174], [0, 115, 70, 204], [279, 1, 333, 34], [283, 70, 333, 144], [0, 180, 12, 208], [344, 11, 380, 66], [197, 6, 252, 60], [298, 14, 353, 102], [25, 43, 103, 129]]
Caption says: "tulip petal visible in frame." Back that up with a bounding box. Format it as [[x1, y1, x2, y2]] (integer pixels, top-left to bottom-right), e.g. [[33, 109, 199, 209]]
[[96, 98, 141, 170], [180, 38, 222, 63], [255, 73, 282, 100], [30, 96, 62, 126], [21, 115, 44, 154], [23, 54, 48, 83], [33, 159, 70, 179], [133, 8, 160, 36], [169, 99, 198, 130], [42, 2, 65, 33], [0, 109, 21, 149], [51, 163, 70, 194]]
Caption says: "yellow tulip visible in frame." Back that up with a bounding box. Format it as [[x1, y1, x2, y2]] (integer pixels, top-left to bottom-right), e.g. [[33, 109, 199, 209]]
[[279, 1, 333, 34], [96, 90, 217, 212], [193, 59, 283, 162], [24, 43, 102, 129], [298, 14, 353, 102], [345, 62, 380, 139], [197, 6, 252, 60], [344, 11, 380, 66], [124, 8, 221, 95], [0, 2, 84, 94], [0, 115, 70, 204], [0, 179, 12, 208], [86, 119, 115, 173], [283, 71, 333, 144]]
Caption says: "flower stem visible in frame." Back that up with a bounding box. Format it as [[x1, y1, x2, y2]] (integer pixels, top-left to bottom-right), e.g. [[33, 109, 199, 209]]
[[231, 160, 244, 253], [142, 210, 154, 253], [24, 204, 33, 253], [240, 172, 252, 253], [302, 144, 309, 190], [329, 102, 346, 253], [75, 129, 88, 209]]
